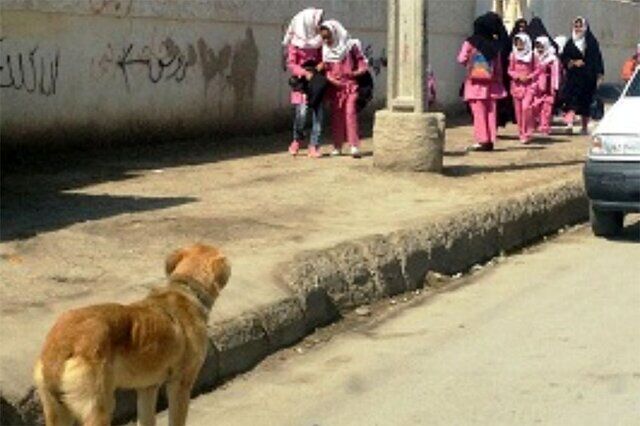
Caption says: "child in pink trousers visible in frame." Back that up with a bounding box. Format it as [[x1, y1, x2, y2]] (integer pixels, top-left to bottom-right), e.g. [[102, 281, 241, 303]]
[[319, 20, 368, 158], [508, 33, 536, 143], [458, 15, 507, 152], [532, 36, 560, 135], [283, 8, 324, 158]]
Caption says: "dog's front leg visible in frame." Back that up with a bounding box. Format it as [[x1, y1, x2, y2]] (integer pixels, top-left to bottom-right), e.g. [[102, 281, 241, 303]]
[[136, 385, 160, 426], [166, 378, 195, 426]]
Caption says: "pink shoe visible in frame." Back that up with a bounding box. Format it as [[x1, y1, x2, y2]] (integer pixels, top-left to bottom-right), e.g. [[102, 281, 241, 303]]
[[288, 140, 300, 156], [307, 145, 322, 158], [520, 136, 531, 144]]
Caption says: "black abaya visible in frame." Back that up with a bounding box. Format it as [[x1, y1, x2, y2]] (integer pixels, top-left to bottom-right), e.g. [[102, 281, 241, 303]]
[[560, 31, 604, 117]]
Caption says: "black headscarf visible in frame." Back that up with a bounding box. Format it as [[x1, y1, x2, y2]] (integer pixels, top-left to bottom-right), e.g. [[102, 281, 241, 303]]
[[467, 14, 500, 61], [483, 12, 510, 54], [559, 17, 604, 116], [509, 18, 528, 40], [528, 17, 559, 52]]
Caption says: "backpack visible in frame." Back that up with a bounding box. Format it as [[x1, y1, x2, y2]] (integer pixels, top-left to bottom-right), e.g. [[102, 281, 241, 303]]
[[351, 48, 374, 112], [468, 50, 493, 82]]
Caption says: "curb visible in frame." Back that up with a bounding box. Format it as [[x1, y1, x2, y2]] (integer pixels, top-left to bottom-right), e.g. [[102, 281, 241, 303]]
[[1, 178, 588, 425]]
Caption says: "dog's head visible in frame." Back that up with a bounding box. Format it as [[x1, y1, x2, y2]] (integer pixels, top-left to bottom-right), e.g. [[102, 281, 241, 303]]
[[165, 243, 231, 300]]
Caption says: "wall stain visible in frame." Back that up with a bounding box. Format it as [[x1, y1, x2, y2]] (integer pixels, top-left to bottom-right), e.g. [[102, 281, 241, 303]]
[[197, 37, 232, 95], [228, 27, 259, 116]]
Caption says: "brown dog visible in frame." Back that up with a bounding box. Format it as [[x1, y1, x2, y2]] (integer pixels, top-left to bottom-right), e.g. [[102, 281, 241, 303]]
[[33, 244, 231, 426]]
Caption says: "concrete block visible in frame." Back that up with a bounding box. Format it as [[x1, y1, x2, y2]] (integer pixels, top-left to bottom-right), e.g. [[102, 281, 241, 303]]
[[257, 297, 306, 350], [300, 288, 340, 332], [373, 110, 446, 172], [209, 313, 269, 380]]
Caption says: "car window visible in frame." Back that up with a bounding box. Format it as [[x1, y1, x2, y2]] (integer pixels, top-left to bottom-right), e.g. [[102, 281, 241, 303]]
[[625, 71, 640, 97]]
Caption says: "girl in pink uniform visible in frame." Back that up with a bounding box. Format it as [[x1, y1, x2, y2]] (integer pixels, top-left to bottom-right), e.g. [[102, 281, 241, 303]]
[[532, 36, 560, 135], [319, 20, 368, 158], [283, 8, 324, 158], [458, 15, 507, 152], [508, 33, 536, 144]]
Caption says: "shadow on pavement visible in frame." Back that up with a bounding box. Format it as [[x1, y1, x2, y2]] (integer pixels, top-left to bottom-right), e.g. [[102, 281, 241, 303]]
[[0, 191, 196, 242], [0, 132, 291, 242], [443, 159, 584, 177]]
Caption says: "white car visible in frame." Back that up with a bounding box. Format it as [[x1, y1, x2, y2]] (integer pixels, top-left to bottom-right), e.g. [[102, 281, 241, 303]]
[[584, 67, 640, 236]]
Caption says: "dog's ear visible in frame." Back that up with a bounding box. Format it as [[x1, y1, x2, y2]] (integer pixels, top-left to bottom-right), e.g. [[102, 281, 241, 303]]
[[165, 248, 186, 276], [209, 255, 231, 288]]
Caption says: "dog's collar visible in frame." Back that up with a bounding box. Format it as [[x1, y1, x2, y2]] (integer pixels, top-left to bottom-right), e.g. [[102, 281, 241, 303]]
[[169, 274, 215, 314]]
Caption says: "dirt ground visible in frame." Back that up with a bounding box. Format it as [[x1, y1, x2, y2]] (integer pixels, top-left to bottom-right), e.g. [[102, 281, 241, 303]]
[[0, 119, 587, 392]]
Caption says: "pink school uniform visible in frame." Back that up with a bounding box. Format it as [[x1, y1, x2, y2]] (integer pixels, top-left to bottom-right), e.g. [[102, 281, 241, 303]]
[[532, 37, 561, 135], [508, 34, 536, 143], [287, 44, 322, 105], [321, 20, 368, 155], [282, 7, 324, 157], [457, 40, 507, 146]]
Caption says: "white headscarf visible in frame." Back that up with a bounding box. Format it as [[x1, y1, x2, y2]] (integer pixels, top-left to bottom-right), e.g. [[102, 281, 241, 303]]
[[572, 16, 588, 54], [320, 20, 363, 63], [282, 8, 324, 49], [535, 36, 556, 65], [513, 33, 533, 63], [554, 35, 568, 55]]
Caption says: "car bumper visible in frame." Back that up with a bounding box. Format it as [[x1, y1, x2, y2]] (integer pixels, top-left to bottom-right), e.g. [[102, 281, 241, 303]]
[[583, 159, 640, 213]]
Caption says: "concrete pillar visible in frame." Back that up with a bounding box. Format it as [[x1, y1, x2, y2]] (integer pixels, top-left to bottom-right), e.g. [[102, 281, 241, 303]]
[[372, 0, 445, 173], [501, 0, 529, 31]]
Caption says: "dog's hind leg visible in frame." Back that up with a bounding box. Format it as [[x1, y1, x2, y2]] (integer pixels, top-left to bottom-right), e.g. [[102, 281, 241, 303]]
[[136, 385, 159, 426], [34, 360, 74, 426], [36, 385, 74, 426], [59, 358, 115, 426]]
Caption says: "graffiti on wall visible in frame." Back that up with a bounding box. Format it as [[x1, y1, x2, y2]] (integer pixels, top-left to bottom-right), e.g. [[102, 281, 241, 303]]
[[114, 38, 198, 89], [90, 0, 133, 17], [91, 28, 260, 108], [363, 44, 387, 76], [0, 38, 60, 96]]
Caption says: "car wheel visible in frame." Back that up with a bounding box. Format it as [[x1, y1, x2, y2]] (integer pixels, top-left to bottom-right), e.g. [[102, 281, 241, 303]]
[[590, 204, 623, 237]]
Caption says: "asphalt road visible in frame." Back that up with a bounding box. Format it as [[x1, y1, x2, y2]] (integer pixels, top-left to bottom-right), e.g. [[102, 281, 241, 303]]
[[151, 220, 640, 426]]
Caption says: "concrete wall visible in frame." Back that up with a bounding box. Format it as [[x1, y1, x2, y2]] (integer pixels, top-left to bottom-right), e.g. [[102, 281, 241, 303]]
[[428, 0, 478, 113], [1, 0, 638, 150], [0, 0, 387, 149]]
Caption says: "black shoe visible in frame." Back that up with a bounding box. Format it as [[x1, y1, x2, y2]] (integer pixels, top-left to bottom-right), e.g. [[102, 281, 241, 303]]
[[466, 142, 494, 152]]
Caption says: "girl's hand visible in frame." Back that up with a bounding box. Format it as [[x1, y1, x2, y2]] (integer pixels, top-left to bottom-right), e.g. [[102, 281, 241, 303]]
[[316, 63, 325, 72], [574, 59, 585, 67], [304, 71, 313, 80], [327, 76, 344, 87]]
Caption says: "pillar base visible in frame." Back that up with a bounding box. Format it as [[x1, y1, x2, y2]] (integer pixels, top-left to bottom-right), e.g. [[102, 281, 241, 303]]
[[372, 110, 446, 173]]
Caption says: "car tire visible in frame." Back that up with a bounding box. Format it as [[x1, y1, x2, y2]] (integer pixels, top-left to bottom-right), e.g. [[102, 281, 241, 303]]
[[590, 204, 623, 237]]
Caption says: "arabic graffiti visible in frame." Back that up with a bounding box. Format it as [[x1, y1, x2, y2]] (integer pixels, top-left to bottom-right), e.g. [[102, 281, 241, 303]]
[[115, 38, 198, 89], [89, 0, 133, 17], [92, 29, 258, 100], [0, 38, 60, 97], [363, 44, 388, 76]]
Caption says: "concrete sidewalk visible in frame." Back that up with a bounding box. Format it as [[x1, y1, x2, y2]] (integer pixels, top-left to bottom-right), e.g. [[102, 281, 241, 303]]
[[0, 122, 590, 424]]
